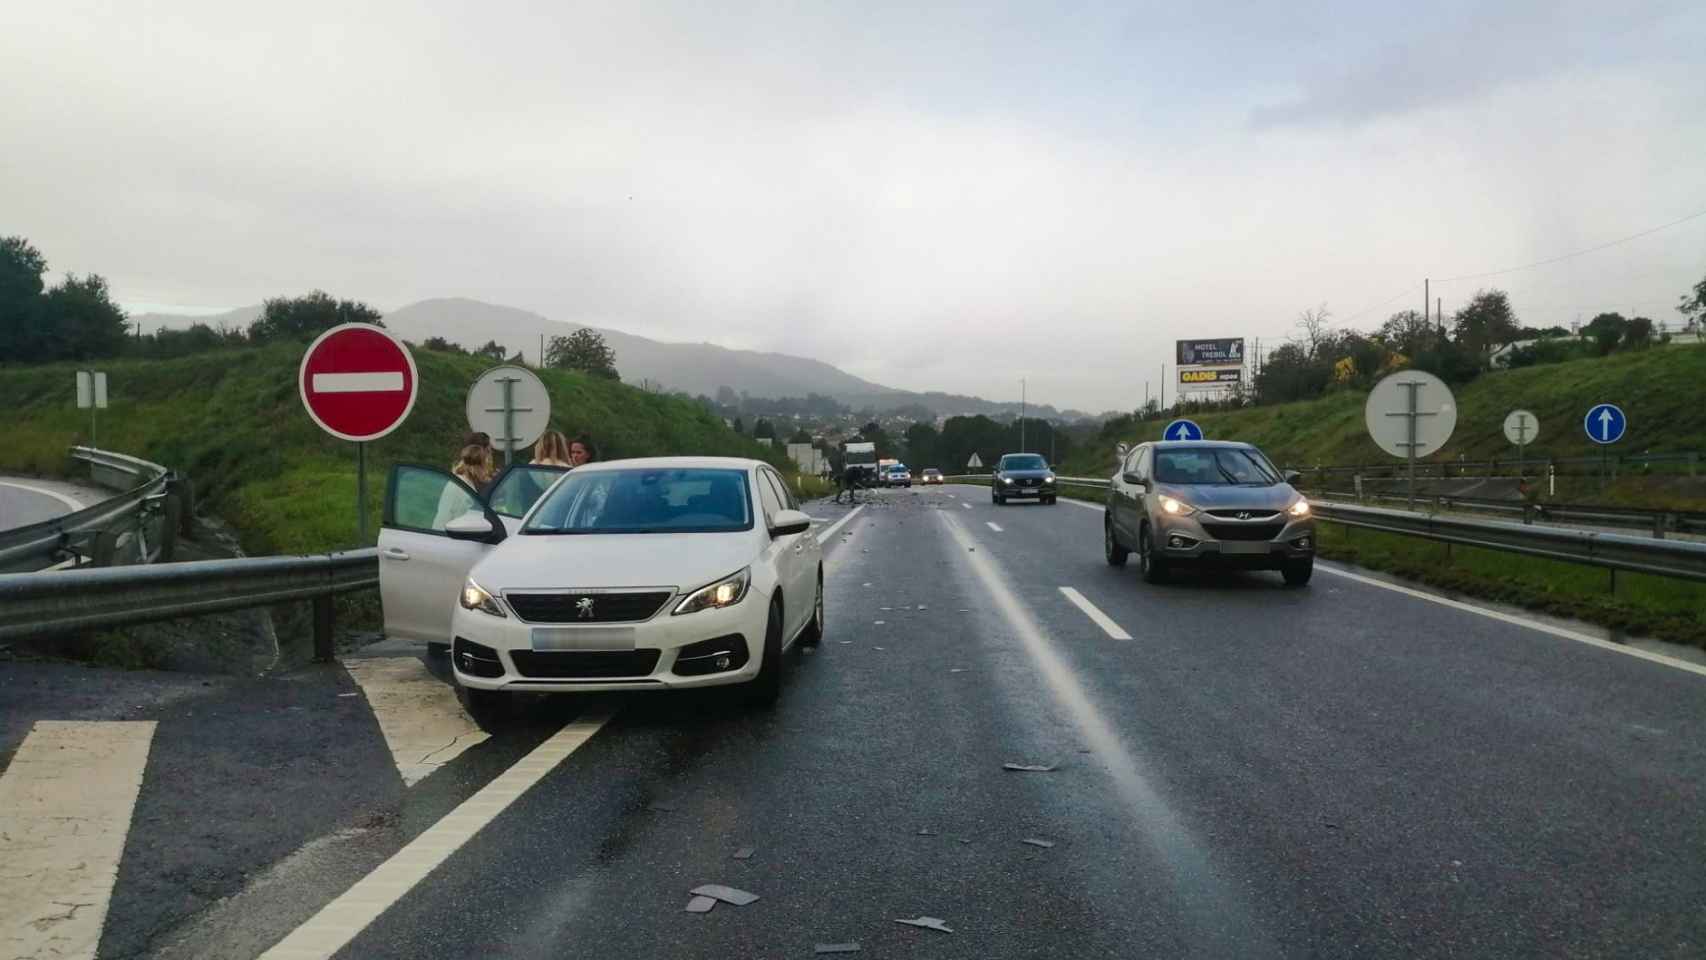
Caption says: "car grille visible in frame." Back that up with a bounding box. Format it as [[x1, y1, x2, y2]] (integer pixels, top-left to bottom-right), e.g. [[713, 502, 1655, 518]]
[[1204, 509, 1282, 521], [504, 591, 672, 624], [1200, 522, 1285, 542], [509, 649, 661, 679]]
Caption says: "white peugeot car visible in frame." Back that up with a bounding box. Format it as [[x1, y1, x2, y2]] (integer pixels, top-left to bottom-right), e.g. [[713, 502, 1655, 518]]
[[377, 457, 824, 710]]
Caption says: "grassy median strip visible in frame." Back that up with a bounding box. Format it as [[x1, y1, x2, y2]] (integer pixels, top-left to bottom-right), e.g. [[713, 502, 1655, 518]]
[[1315, 522, 1706, 649]]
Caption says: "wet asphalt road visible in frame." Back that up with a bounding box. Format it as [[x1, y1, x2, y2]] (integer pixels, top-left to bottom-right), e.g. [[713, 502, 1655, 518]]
[[0, 478, 79, 529], [13, 483, 1704, 958]]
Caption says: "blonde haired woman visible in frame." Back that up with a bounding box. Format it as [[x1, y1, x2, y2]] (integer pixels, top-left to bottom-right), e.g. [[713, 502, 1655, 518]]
[[531, 430, 574, 467], [434, 443, 496, 528]]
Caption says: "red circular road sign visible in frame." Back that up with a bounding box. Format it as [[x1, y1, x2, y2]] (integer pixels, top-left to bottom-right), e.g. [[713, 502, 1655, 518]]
[[298, 324, 419, 442]]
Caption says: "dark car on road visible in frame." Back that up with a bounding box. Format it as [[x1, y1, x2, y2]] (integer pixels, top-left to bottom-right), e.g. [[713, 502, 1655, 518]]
[[921, 468, 943, 484], [991, 453, 1056, 505], [1104, 440, 1315, 585]]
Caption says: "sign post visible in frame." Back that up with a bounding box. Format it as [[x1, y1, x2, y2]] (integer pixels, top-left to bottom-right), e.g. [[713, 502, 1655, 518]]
[[1583, 403, 1626, 491], [76, 370, 108, 448], [466, 366, 551, 466], [299, 324, 420, 543], [1503, 409, 1539, 473], [1364, 371, 1457, 511]]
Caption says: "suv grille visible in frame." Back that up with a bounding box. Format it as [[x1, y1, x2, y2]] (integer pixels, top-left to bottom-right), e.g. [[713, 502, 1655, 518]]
[[1201, 522, 1285, 542], [1204, 509, 1281, 520], [509, 649, 661, 679], [504, 591, 671, 624]]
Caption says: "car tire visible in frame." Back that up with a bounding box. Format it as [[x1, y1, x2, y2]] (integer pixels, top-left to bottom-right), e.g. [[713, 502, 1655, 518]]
[[1139, 524, 1169, 584], [456, 684, 511, 730], [798, 571, 824, 646], [1282, 556, 1314, 587], [1104, 517, 1129, 567], [746, 597, 784, 706], [1045, 496, 1057, 505]]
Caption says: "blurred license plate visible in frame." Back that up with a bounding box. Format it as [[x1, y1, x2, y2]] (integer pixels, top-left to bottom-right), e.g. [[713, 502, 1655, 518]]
[[530, 627, 636, 651], [1219, 542, 1269, 555]]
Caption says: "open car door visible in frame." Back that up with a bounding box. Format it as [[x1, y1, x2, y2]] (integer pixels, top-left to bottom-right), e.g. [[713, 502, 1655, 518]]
[[378, 464, 505, 645], [483, 463, 572, 533]]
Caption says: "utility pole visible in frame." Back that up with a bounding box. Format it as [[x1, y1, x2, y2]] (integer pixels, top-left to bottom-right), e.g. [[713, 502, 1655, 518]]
[[1020, 378, 1026, 452], [1160, 363, 1166, 412], [539, 334, 545, 367], [1425, 277, 1429, 333]]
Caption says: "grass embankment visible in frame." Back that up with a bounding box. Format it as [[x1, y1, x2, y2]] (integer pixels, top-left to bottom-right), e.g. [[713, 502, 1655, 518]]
[[0, 343, 797, 554], [1062, 346, 1706, 482]]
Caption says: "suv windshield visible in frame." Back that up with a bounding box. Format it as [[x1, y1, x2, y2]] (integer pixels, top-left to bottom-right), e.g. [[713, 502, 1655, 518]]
[[523, 468, 753, 534], [1001, 455, 1047, 471], [1154, 448, 1281, 485]]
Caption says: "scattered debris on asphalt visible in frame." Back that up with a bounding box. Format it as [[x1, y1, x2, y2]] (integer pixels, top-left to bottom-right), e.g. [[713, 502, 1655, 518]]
[[815, 944, 861, 954], [733, 847, 755, 860], [916, 828, 936, 836], [895, 916, 954, 933], [1021, 838, 1056, 849], [874, 646, 885, 651], [949, 668, 967, 673], [1003, 762, 1058, 773], [685, 896, 717, 913], [873, 620, 885, 625], [649, 802, 677, 812], [690, 884, 760, 906]]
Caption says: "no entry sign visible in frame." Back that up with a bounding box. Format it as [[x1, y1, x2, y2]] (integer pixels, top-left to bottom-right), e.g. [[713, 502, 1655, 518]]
[[298, 324, 419, 442]]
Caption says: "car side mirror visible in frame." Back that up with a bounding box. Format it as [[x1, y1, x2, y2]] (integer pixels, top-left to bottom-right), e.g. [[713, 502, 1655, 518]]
[[1122, 472, 1145, 486], [1283, 470, 1302, 485], [769, 508, 813, 538], [446, 510, 506, 544]]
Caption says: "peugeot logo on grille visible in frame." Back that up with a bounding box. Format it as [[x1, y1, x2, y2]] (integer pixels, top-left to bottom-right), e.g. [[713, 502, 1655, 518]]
[[576, 597, 595, 619], [1235, 511, 1253, 520]]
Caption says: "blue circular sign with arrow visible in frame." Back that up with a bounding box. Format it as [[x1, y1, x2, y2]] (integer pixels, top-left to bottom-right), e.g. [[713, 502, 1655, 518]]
[[1162, 418, 1204, 442], [1583, 403, 1627, 445]]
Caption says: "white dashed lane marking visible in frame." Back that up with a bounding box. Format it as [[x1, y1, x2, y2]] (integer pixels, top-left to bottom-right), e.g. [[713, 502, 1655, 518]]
[[986, 522, 1004, 533], [1058, 587, 1134, 640]]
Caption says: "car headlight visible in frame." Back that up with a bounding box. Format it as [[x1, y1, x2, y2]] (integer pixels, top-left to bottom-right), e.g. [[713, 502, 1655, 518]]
[[673, 567, 751, 616], [1159, 495, 1197, 516], [460, 578, 507, 618], [1001, 476, 1014, 485], [1043, 474, 1056, 484], [1289, 498, 1311, 517]]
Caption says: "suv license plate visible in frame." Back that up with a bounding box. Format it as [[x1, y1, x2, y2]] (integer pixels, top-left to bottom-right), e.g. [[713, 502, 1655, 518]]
[[1219, 542, 1269, 555]]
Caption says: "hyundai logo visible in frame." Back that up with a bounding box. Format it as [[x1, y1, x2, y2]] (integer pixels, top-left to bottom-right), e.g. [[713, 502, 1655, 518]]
[[576, 597, 595, 619], [1235, 511, 1253, 520]]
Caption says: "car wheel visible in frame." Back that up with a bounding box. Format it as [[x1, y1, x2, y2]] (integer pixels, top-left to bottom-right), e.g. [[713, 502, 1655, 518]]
[[1104, 517, 1129, 567], [746, 597, 784, 706], [1045, 496, 1057, 505], [1139, 524, 1169, 584], [1282, 556, 1314, 587], [456, 684, 511, 730], [798, 571, 824, 646]]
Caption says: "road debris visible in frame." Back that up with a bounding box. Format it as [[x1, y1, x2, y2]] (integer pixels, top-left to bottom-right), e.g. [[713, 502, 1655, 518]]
[[1021, 838, 1055, 849], [895, 916, 955, 933], [690, 884, 760, 906], [916, 828, 936, 836], [1002, 763, 1057, 773], [733, 847, 755, 860], [685, 896, 717, 913]]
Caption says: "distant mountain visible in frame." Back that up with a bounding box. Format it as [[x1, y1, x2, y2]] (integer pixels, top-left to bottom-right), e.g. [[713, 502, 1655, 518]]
[[129, 297, 1097, 420]]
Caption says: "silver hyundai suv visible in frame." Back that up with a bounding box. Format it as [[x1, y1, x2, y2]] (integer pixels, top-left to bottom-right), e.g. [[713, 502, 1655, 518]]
[[1103, 440, 1315, 585]]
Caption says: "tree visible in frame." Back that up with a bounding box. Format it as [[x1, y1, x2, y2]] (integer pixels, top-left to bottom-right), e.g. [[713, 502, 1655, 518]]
[[732, 416, 745, 435], [904, 422, 940, 466], [42, 274, 130, 360], [1583, 312, 1627, 355], [473, 340, 507, 362], [0, 236, 48, 362], [248, 291, 383, 343], [1378, 310, 1436, 358], [422, 336, 467, 354], [545, 327, 619, 379], [1624, 316, 1655, 350], [788, 427, 813, 444], [1678, 270, 1706, 338], [1294, 303, 1333, 360], [1451, 289, 1519, 355], [753, 418, 776, 439]]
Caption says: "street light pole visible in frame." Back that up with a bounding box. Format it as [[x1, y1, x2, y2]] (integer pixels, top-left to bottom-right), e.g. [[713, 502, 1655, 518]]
[[1020, 378, 1027, 453]]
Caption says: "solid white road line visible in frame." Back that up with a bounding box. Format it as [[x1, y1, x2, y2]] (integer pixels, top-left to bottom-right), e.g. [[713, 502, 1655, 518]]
[[0, 479, 86, 511], [1316, 562, 1706, 680], [986, 522, 1004, 533], [820, 504, 865, 542], [343, 658, 491, 787], [1060, 497, 1102, 512], [1058, 587, 1133, 640], [310, 372, 405, 393], [0, 721, 156, 960], [258, 710, 613, 960]]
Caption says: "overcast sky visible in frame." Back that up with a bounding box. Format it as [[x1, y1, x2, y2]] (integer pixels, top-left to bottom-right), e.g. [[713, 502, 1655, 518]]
[[4, 1, 1703, 412]]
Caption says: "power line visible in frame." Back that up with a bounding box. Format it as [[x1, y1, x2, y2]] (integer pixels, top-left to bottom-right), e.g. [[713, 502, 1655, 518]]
[[1435, 206, 1706, 284]]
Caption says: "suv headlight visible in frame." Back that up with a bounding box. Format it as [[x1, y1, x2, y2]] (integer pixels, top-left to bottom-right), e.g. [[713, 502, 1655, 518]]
[[1289, 498, 1311, 517], [1043, 474, 1056, 484], [1001, 476, 1013, 484], [1159, 495, 1197, 516], [460, 578, 507, 618], [673, 567, 751, 616]]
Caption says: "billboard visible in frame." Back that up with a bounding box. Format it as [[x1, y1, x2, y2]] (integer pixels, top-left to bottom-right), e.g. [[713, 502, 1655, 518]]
[[1176, 338, 1244, 366], [1179, 368, 1242, 384]]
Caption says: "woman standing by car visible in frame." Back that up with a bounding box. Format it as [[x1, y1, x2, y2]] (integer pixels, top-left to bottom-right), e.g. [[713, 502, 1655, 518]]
[[434, 443, 496, 528], [531, 430, 574, 467], [569, 435, 598, 467]]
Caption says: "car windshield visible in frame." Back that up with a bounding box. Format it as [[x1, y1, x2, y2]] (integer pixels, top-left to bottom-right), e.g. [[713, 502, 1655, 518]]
[[1154, 448, 1282, 485], [523, 467, 753, 534], [484, 464, 570, 519], [1002, 455, 1047, 471]]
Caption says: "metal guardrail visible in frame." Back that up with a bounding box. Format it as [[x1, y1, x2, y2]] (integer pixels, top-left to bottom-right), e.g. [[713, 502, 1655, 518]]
[[0, 548, 379, 657], [1322, 489, 1706, 537], [944, 475, 1706, 583], [0, 447, 183, 572]]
